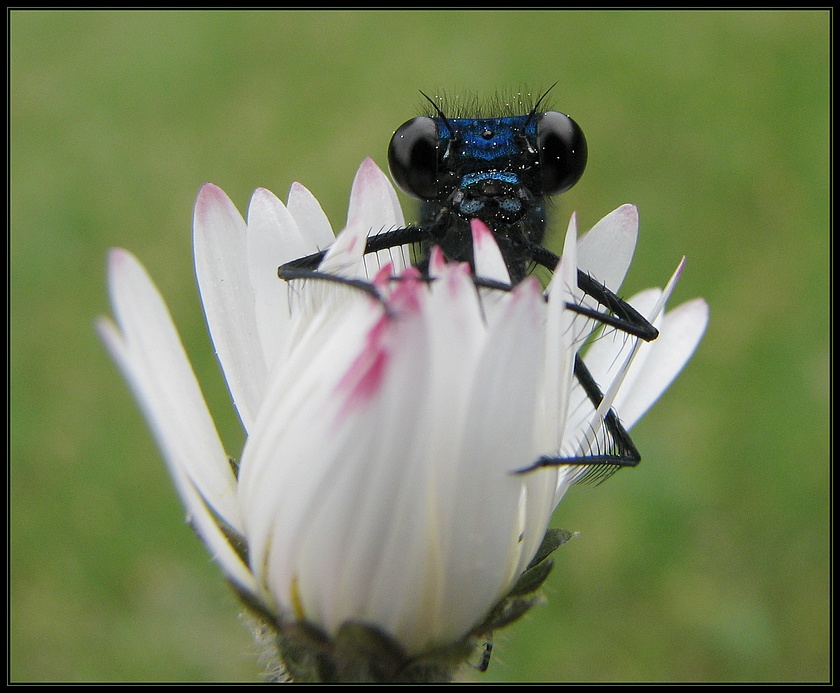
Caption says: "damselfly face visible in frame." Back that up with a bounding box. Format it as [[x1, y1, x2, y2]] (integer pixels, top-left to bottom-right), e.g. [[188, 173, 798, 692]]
[[387, 96, 587, 282]]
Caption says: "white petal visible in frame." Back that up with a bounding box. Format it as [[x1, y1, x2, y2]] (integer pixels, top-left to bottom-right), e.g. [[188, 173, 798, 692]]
[[580, 288, 663, 407], [300, 284, 436, 643], [245, 186, 339, 369], [320, 159, 408, 278], [346, 158, 408, 278], [337, 278, 539, 650], [242, 296, 407, 626], [434, 279, 546, 626], [346, 157, 405, 234], [502, 219, 578, 513], [568, 253, 681, 435], [576, 204, 639, 292], [427, 245, 447, 278], [245, 188, 300, 366], [167, 454, 261, 600], [553, 213, 611, 352], [471, 218, 512, 284], [615, 297, 709, 428], [576, 256, 706, 436], [238, 295, 382, 592], [590, 258, 688, 410], [330, 278, 543, 650], [97, 249, 257, 595], [419, 265, 546, 644], [544, 213, 580, 450], [317, 214, 369, 276], [247, 187, 311, 266], [193, 184, 266, 432], [286, 182, 335, 251], [426, 261, 486, 376]]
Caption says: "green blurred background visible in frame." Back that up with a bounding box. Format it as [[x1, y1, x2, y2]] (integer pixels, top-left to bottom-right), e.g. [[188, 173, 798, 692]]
[[9, 9, 829, 683]]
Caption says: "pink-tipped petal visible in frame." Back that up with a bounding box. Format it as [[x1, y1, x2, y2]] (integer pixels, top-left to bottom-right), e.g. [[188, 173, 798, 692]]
[[346, 158, 405, 232], [427, 246, 448, 278], [194, 184, 266, 432], [471, 218, 511, 284], [338, 159, 409, 278]]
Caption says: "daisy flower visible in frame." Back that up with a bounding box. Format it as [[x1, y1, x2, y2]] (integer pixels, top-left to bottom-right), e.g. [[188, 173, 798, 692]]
[[98, 158, 707, 682]]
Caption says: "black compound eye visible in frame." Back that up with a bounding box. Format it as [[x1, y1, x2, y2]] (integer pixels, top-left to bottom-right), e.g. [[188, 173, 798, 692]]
[[536, 111, 588, 196], [388, 117, 440, 201]]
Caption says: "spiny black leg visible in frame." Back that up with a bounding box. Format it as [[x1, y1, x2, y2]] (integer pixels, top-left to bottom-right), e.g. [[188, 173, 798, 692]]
[[515, 355, 640, 479], [575, 271, 659, 341], [277, 265, 386, 303], [524, 239, 659, 342], [279, 228, 657, 343], [362, 225, 427, 254], [278, 225, 428, 278]]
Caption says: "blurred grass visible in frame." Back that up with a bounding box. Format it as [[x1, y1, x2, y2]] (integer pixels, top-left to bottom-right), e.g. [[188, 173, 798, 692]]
[[9, 9, 828, 683]]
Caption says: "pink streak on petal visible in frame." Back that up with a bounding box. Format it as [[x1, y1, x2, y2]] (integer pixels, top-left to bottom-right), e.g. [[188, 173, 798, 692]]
[[442, 260, 472, 298], [108, 246, 129, 272], [672, 256, 687, 285], [194, 183, 232, 226], [428, 246, 447, 275], [513, 275, 541, 301], [334, 275, 425, 419], [470, 218, 494, 249], [356, 157, 382, 183], [337, 317, 391, 415], [372, 263, 394, 289], [387, 268, 424, 313], [347, 157, 394, 226], [401, 266, 422, 281]]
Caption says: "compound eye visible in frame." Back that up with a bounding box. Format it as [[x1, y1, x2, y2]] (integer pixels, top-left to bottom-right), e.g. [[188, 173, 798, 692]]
[[536, 111, 588, 196], [388, 117, 440, 200]]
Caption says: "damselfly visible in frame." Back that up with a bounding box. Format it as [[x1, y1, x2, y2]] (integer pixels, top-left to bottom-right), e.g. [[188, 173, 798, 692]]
[[279, 90, 659, 480]]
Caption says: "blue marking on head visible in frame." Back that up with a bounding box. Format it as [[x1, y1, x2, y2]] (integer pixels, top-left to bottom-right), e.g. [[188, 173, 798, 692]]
[[461, 171, 520, 187], [438, 116, 537, 163]]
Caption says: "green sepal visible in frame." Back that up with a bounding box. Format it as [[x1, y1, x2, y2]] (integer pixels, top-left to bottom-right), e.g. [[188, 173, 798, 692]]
[[471, 527, 577, 637], [474, 593, 543, 634], [527, 527, 576, 570], [507, 557, 554, 598], [236, 527, 577, 682], [272, 621, 332, 682], [258, 618, 479, 683]]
